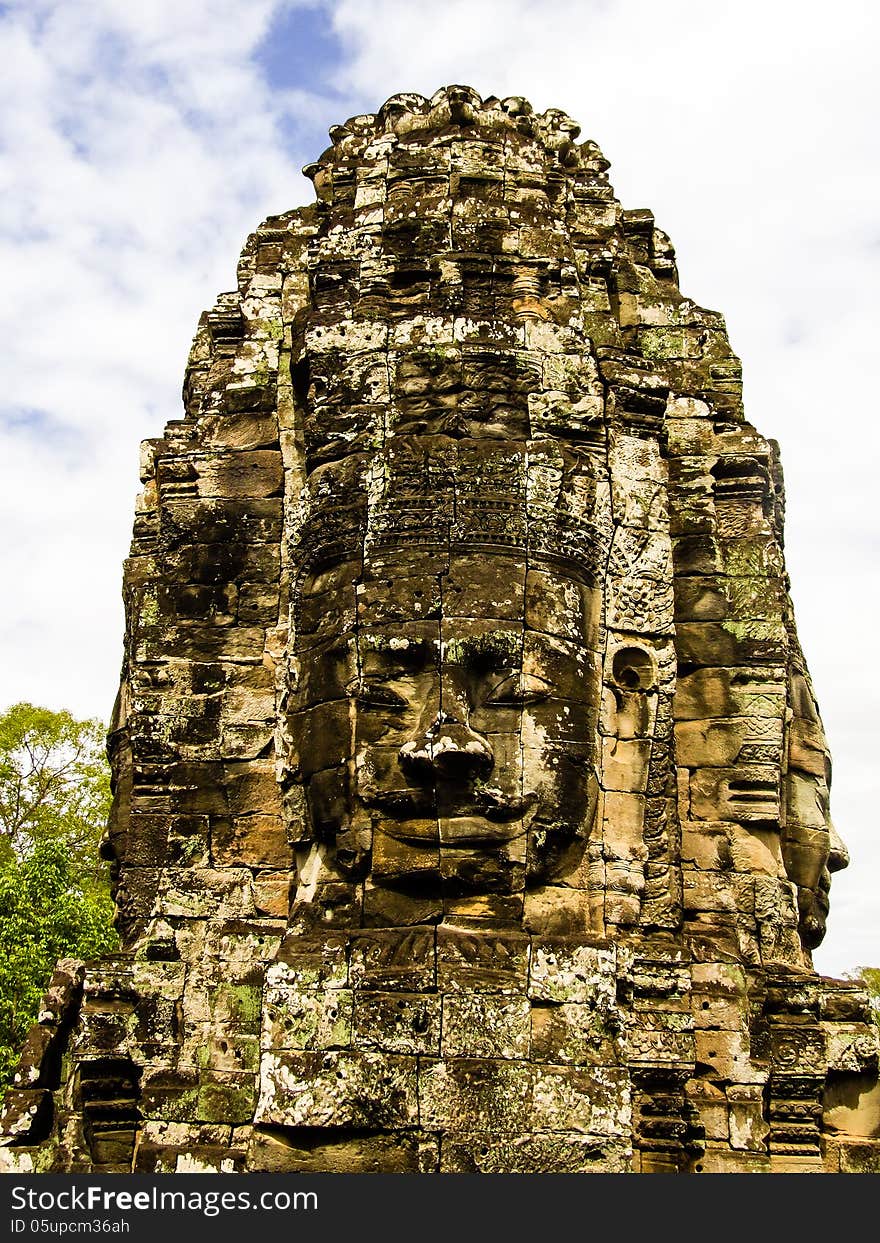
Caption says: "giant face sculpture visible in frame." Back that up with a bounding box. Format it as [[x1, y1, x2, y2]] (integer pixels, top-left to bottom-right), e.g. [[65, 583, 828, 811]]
[[92, 88, 851, 973], [10, 89, 879, 1181], [783, 671, 849, 948], [288, 545, 603, 924]]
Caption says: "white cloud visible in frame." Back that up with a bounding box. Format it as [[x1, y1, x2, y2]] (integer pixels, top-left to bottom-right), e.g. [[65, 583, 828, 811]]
[[1, 0, 877, 974], [0, 0, 323, 718]]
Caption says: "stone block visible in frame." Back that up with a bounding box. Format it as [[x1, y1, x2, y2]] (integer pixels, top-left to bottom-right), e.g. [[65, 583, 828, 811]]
[[155, 868, 256, 921], [601, 738, 652, 792], [263, 985, 353, 1051], [213, 815, 291, 868], [532, 1064, 631, 1136], [352, 992, 441, 1055], [436, 925, 530, 993], [694, 1029, 763, 1083], [523, 886, 598, 937], [691, 987, 744, 1031], [683, 867, 736, 913], [689, 766, 780, 823], [528, 941, 616, 1005], [440, 1132, 631, 1173], [837, 1140, 880, 1173], [601, 790, 647, 854], [246, 1126, 423, 1173], [691, 1146, 769, 1174], [419, 1059, 533, 1134], [252, 870, 292, 917], [441, 993, 531, 1059], [349, 929, 436, 991], [727, 1084, 770, 1150], [0, 1090, 53, 1144], [196, 1072, 257, 1125], [673, 577, 728, 621], [272, 935, 349, 988], [685, 1081, 728, 1140], [674, 718, 747, 767], [191, 451, 283, 499], [530, 1002, 618, 1064], [767, 1153, 824, 1173], [255, 1050, 418, 1129], [680, 822, 728, 871], [770, 1023, 827, 1076]]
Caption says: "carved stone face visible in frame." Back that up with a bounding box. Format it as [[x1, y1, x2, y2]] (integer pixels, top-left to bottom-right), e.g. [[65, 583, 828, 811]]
[[783, 672, 849, 949], [290, 549, 602, 916]]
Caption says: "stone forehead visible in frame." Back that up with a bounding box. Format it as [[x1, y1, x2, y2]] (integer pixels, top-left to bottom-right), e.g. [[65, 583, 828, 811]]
[[292, 443, 610, 583], [290, 543, 601, 635]]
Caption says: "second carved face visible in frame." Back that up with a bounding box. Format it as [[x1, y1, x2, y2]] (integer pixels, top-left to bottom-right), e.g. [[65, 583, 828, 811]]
[[783, 672, 849, 949]]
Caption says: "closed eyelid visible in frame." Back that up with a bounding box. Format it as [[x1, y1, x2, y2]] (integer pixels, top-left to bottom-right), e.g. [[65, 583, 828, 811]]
[[484, 672, 552, 706], [345, 677, 409, 708], [359, 638, 437, 672]]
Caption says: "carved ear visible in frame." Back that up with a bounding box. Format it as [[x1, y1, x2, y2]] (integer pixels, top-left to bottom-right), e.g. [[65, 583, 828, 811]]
[[611, 644, 656, 693], [603, 644, 658, 740]]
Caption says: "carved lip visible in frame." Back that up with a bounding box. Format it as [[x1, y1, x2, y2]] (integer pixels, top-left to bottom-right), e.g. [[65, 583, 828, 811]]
[[368, 790, 538, 845], [364, 787, 535, 818], [378, 815, 530, 846]]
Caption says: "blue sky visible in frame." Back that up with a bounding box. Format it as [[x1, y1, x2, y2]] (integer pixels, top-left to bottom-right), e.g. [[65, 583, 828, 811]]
[[257, 1, 345, 99], [1, 0, 878, 975]]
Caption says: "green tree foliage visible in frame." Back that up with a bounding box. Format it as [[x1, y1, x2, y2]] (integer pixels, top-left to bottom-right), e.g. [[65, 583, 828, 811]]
[[0, 841, 117, 1091], [0, 704, 118, 1098], [0, 703, 110, 883], [846, 967, 880, 1026]]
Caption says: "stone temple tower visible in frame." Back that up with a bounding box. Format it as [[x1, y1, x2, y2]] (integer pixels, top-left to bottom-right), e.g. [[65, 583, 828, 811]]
[[2, 87, 878, 1174]]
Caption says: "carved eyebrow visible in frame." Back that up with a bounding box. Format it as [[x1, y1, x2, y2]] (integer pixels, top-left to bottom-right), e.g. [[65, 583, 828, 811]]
[[442, 631, 522, 666], [358, 635, 437, 665]]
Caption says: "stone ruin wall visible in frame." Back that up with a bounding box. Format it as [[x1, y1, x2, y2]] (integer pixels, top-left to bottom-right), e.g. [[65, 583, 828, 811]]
[[1, 87, 878, 1174]]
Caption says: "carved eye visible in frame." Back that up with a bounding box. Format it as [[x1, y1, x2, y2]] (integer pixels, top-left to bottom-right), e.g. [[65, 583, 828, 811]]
[[345, 678, 408, 709], [484, 672, 552, 707]]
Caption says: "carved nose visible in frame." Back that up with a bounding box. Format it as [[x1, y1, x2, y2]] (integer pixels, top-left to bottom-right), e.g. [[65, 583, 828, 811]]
[[398, 711, 494, 783], [828, 821, 849, 873]]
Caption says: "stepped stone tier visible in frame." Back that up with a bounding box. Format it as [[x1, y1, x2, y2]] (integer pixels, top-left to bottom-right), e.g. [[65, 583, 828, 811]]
[[3, 86, 879, 1174]]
